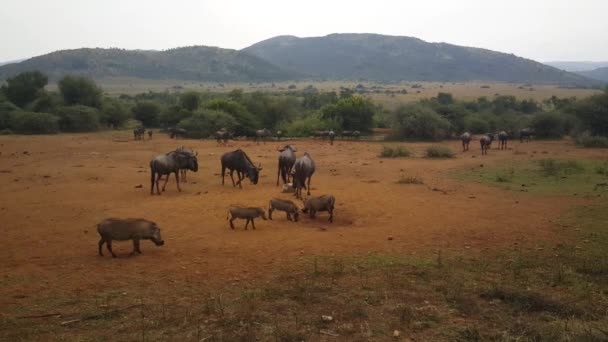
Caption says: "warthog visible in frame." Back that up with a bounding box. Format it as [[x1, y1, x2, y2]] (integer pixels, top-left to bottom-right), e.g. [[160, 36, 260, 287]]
[[460, 132, 471, 151], [498, 131, 508, 150], [480, 133, 494, 155], [268, 198, 300, 222], [97, 218, 164, 258], [133, 127, 145, 140], [277, 145, 297, 186], [221, 149, 262, 188], [520, 128, 534, 143], [293, 152, 315, 200], [150, 150, 198, 194], [227, 207, 267, 230], [302, 194, 335, 223]]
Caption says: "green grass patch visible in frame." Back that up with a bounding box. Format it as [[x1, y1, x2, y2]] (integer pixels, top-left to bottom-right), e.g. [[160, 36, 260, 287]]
[[426, 146, 454, 158], [379, 145, 411, 158], [453, 159, 608, 197]]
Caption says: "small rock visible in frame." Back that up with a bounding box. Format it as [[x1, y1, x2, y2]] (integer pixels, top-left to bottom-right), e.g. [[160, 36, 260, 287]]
[[479, 164, 484, 167], [387, 236, 394, 241], [322, 315, 333, 322], [393, 330, 401, 338], [195, 192, 201, 195], [134, 184, 143, 188]]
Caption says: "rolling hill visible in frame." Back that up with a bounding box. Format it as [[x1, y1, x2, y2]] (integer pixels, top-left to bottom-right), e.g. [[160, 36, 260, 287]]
[[0, 46, 298, 82], [576, 67, 608, 83], [243, 34, 597, 86], [545, 61, 608, 72]]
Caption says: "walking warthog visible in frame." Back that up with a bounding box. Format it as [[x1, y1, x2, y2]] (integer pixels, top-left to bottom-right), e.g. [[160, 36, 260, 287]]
[[268, 198, 300, 222], [97, 218, 164, 258], [227, 207, 267, 230], [302, 194, 335, 223]]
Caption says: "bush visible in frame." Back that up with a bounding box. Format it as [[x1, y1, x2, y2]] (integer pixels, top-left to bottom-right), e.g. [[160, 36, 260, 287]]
[[132, 102, 161, 127], [390, 104, 451, 141], [55, 105, 100, 132], [538, 159, 584, 177], [205, 99, 260, 136], [100, 99, 130, 128], [576, 132, 608, 148], [177, 109, 237, 138], [0, 101, 20, 129], [379, 146, 411, 158], [278, 113, 334, 137], [8, 112, 59, 134], [321, 96, 375, 132], [58, 75, 103, 108], [426, 146, 454, 158], [531, 112, 566, 139], [159, 105, 192, 128], [179, 91, 200, 111], [464, 114, 490, 133], [0, 71, 48, 108]]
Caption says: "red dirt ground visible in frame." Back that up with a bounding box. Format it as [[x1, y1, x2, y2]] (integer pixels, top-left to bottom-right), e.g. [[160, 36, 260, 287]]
[[0, 133, 605, 312]]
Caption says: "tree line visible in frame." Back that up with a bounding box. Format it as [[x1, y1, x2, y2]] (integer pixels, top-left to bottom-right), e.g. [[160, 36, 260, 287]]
[[1, 71, 607, 146]]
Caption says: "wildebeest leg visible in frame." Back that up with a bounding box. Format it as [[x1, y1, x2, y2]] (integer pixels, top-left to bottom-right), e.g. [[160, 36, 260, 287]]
[[175, 171, 181, 192], [286, 212, 292, 221], [328, 208, 334, 223], [150, 170, 155, 195], [306, 176, 312, 196], [181, 169, 187, 183], [244, 218, 250, 230], [276, 161, 281, 186], [161, 172, 170, 192], [268, 207, 273, 220], [130, 239, 141, 256], [221, 164, 226, 185], [251, 218, 256, 230], [98, 238, 105, 256], [155, 173, 162, 195], [229, 217, 236, 230], [235, 172, 243, 189], [106, 240, 117, 258], [309, 209, 316, 218], [229, 169, 237, 187]]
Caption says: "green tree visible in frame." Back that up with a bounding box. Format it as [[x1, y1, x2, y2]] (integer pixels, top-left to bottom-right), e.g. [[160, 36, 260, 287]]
[[572, 90, 608, 136], [179, 91, 200, 111], [160, 105, 192, 128], [56, 105, 100, 132], [0, 71, 48, 108], [100, 99, 130, 128], [58, 75, 103, 108], [205, 99, 259, 135], [321, 96, 375, 131], [8, 112, 59, 134], [0, 101, 20, 129], [390, 104, 450, 141], [436, 92, 454, 105], [177, 109, 237, 138], [531, 112, 566, 139], [132, 102, 161, 127]]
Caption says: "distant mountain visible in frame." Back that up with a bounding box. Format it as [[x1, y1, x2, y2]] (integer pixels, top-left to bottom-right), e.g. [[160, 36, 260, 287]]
[[0, 59, 25, 67], [0, 46, 298, 82], [545, 61, 608, 72], [576, 67, 608, 83], [243, 33, 598, 86]]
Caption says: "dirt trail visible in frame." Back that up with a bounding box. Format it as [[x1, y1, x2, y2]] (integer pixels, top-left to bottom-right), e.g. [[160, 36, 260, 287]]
[[0, 133, 604, 310]]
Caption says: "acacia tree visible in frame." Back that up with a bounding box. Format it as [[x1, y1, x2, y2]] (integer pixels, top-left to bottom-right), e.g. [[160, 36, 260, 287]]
[[0, 71, 48, 108]]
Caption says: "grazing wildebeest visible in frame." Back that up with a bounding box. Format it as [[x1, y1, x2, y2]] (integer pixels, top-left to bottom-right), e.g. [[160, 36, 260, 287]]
[[168, 127, 187, 139], [461, 132, 472, 151], [520, 128, 534, 142], [147, 130, 153, 139], [268, 198, 300, 222], [150, 150, 198, 195], [293, 152, 316, 200], [302, 194, 335, 223], [133, 127, 145, 140], [220, 149, 262, 188], [215, 130, 232, 146], [480, 133, 494, 155], [97, 218, 164, 258], [328, 130, 336, 145], [255, 128, 272, 144], [174, 146, 198, 182], [227, 207, 267, 230], [277, 145, 297, 186], [498, 131, 508, 150]]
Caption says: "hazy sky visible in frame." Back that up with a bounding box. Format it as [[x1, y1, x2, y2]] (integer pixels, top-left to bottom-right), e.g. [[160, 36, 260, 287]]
[[1, 0, 607, 63]]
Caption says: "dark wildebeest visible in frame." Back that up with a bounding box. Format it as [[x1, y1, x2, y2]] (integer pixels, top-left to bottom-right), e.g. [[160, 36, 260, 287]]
[[328, 130, 336, 145], [255, 128, 272, 144], [268, 198, 300, 222], [461, 132, 472, 151], [293, 152, 316, 200], [150, 150, 198, 195], [133, 127, 145, 140], [220, 149, 262, 188], [97, 218, 164, 258], [168, 127, 187, 139], [302, 194, 335, 223], [227, 207, 267, 230], [174, 146, 198, 182], [498, 131, 508, 150], [277, 145, 297, 186], [520, 128, 534, 143], [480, 133, 494, 155], [147, 130, 153, 139], [215, 130, 232, 146]]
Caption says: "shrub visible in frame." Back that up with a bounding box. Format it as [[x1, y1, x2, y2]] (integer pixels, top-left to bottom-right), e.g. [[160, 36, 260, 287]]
[[531, 112, 566, 139], [390, 104, 451, 141], [100, 99, 130, 128], [321, 96, 375, 132], [576, 132, 608, 148], [8, 112, 59, 134], [426, 146, 454, 158], [538, 159, 584, 177], [0, 101, 20, 129], [132, 102, 161, 127], [205, 99, 260, 136], [58, 75, 103, 108], [278, 113, 334, 137], [379, 146, 411, 158], [159, 105, 192, 128], [177, 109, 237, 138], [0, 71, 48, 108], [463, 114, 490, 133], [55, 105, 100, 132], [179, 91, 200, 111]]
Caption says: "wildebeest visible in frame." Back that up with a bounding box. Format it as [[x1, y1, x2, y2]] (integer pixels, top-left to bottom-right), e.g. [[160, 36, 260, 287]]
[[313, 130, 329, 140], [341, 130, 361, 140], [276, 130, 283, 141], [97, 218, 164, 258], [276, 145, 297, 186], [461, 132, 472, 151], [150, 150, 198, 195], [520, 128, 534, 143], [133, 127, 145, 140], [147, 130, 153, 139], [227, 207, 267, 230], [174, 146, 198, 182], [255, 128, 272, 144], [302, 194, 335, 223], [328, 130, 336, 145], [293, 152, 316, 200], [215, 129, 232, 146], [168, 127, 187, 139], [480, 133, 494, 155], [268, 198, 300, 222], [498, 131, 508, 150], [220, 149, 262, 188]]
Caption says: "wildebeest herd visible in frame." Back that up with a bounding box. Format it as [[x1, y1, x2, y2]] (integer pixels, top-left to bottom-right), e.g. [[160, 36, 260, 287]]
[[461, 128, 535, 154]]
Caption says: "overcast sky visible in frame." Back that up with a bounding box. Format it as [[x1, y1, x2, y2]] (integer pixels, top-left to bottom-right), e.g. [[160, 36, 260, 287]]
[[1, 0, 607, 63]]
